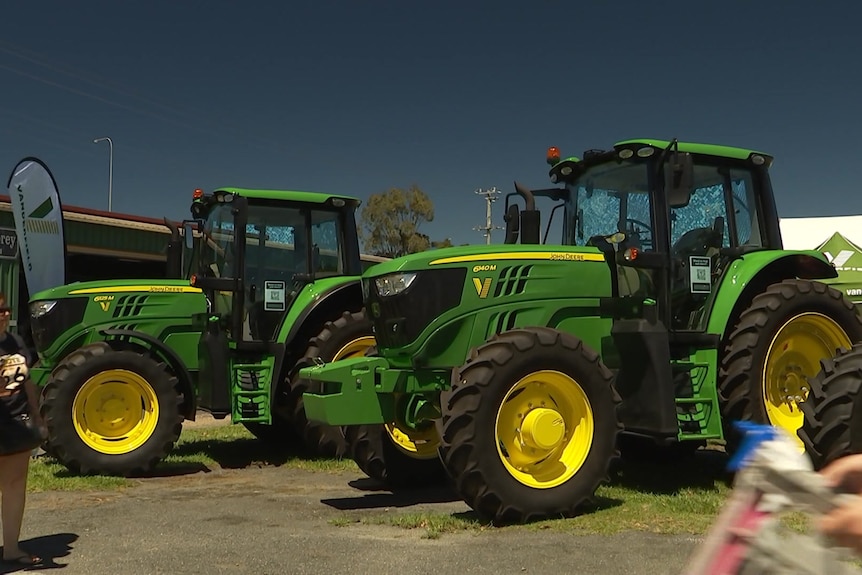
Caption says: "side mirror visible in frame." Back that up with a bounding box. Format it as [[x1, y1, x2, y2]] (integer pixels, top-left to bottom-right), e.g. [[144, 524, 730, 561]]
[[504, 204, 520, 244], [183, 221, 196, 250], [666, 152, 694, 208]]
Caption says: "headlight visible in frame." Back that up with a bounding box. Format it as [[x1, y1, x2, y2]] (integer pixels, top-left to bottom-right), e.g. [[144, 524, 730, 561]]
[[374, 272, 417, 297], [30, 300, 57, 318]]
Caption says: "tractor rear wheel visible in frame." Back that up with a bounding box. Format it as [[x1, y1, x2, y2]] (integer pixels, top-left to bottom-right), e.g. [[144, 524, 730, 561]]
[[798, 344, 862, 469], [437, 327, 621, 524], [289, 311, 376, 457], [345, 421, 445, 487], [718, 279, 862, 450], [40, 342, 183, 476]]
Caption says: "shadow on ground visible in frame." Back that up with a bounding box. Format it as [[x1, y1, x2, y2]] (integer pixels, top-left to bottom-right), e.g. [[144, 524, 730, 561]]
[[610, 442, 732, 493], [321, 477, 463, 510], [320, 442, 728, 523], [139, 437, 331, 477], [0, 533, 77, 574]]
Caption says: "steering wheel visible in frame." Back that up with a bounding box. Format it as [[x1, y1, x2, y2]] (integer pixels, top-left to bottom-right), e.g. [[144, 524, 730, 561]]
[[625, 218, 653, 250], [672, 227, 722, 259]]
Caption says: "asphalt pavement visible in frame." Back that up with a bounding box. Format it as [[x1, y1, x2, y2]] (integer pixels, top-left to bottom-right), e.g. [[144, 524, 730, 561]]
[[8, 463, 702, 575]]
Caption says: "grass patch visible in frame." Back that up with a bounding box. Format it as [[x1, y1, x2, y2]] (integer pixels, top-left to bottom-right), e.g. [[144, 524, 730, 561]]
[[328, 517, 357, 527], [27, 458, 131, 493], [28, 422, 357, 492], [364, 512, 488, 539], [358, 449, 738, 538], [158, 424, 359, 474], [781, 511, 811, 534]]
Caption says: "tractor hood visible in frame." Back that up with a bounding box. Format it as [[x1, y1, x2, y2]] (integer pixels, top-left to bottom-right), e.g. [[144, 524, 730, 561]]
[[30, 279, 202, 302], [361, 244, 607, 278], [360, 244, 614, 362]]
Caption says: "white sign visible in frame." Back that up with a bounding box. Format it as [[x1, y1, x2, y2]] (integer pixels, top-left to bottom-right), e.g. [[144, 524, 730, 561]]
[[264, 281, 285, 311], [689, 256, 712, 294], [6, 157, 66, 294]]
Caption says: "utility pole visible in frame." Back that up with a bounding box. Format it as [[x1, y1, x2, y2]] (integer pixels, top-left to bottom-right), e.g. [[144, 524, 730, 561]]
[[473, 187, 503, 244], [93, 137, 114, 212]]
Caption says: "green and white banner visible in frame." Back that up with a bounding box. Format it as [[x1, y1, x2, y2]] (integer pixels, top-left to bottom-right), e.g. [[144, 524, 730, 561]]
[[6, 157, 67, 295]]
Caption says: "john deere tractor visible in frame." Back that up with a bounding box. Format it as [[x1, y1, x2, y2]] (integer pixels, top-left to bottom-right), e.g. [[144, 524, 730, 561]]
[[29, 214, 206, 476], [29, 187, 382, 476], [188, 188, 380, 462], [298, 138, 862, 523]]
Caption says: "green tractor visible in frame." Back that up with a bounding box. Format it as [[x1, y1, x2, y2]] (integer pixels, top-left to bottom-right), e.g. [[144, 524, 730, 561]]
[[29, 212, 205, 476], [298, 138, 862, 523], [29, 187, 382, 475], [187, 188, 379, 459]]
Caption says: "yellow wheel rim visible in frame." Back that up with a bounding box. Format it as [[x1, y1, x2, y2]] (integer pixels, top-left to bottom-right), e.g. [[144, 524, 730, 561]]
[[72, 370, 160, 455], [495, 369, 593, 489], [333, 335, 376, 361], [384, 421, 440, 459], [763, 312, 851, 447]]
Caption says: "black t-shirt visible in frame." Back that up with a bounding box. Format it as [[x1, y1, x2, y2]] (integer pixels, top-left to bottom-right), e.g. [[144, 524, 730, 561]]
[[0, 331, 32, 420]]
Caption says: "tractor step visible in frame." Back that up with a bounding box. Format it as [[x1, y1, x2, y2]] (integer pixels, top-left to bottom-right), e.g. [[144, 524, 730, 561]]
[[671, 357, 722, 440], [230, 362, 272, 423]]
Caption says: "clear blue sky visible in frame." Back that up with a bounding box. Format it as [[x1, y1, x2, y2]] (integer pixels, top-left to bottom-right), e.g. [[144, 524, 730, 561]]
[[2, 1, 861, 247]]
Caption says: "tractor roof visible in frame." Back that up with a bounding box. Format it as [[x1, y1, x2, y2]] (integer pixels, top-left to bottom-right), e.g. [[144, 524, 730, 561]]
[[614, 139, 772, 163], [214, 187, 360, 206]]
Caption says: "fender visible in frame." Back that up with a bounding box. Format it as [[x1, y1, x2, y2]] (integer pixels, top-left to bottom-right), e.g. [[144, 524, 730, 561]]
[[281, 279, 364, 346], [273, 279, 365, 396], [706, 250, 838, 338], [99, 328, 197, 419]]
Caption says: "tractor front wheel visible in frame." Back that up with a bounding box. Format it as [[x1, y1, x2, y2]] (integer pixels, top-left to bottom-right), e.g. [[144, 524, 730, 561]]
[[437, 327, 621, 524], [289, 310, 376, 457], [798, 344, 862, 469], [40, 342, 183, 476], [345, 421, 445, 487], [718, 279, 862, 450]]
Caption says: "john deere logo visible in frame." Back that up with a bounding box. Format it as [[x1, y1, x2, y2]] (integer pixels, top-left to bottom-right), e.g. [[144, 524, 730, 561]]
[[472, 278, 492, 298], [94, 295, 114, 312]]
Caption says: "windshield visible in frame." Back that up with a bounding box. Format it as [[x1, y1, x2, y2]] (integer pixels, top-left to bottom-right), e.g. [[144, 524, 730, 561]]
[[564, 160, 654, 249]]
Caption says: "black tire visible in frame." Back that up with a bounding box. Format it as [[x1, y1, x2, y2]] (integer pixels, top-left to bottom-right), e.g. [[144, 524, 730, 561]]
[[40, 342, 183, 476], [798, 344, 862, 469], [344, 422, 446, 487], [437, 327, 621, 524], [718, 279, 862, 450], [288, 310, 376, 457]]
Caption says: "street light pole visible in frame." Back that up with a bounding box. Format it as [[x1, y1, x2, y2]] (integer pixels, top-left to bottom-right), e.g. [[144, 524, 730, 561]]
[[93, 137, 113, 212]]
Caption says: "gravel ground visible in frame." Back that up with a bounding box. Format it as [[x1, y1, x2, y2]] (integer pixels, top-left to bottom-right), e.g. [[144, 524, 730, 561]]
[[6, 414, 703, 575]]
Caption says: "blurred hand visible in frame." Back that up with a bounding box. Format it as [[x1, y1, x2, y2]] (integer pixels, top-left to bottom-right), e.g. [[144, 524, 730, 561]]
[[821, 501, 862, 556], [820, 454, 862, 494]]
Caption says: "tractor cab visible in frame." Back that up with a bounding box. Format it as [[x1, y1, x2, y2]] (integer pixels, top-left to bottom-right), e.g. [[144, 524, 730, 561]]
[[504, 139, 782, 332], [189, 187, 363, 421]]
